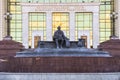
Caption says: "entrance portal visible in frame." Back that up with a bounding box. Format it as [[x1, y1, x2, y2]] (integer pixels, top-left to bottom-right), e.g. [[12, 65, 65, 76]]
[[34, 36, 41, 48], [81, 36, 87, 47]]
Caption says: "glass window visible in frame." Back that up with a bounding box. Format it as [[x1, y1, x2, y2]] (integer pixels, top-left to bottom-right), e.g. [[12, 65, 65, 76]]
[[52, 12, 69, 37], [29, 12, 46, 46], [75, 12, 93, 46]]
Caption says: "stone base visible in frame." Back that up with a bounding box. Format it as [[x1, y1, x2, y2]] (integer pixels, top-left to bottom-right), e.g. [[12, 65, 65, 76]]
[[3, 36, 12, 40], [98, 39, 120, 56], [0, 38, 24, 58], [16, 48, 111, 57], [38, 41, 79, 48], [1, 56, 120, 72]]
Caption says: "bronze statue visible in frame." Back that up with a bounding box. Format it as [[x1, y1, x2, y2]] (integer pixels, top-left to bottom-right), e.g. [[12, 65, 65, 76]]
[[53, 26, 66, 48]]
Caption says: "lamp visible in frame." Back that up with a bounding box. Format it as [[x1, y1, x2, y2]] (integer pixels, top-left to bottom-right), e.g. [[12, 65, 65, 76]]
[[110, 11, 118, 39], [60, 0, 62, 3], [4, 12, 12, 20], [28, 1, 31, 3], [4, 12, 12, 40], [91, 1, 94, 2], [82, 0, 85, 3]]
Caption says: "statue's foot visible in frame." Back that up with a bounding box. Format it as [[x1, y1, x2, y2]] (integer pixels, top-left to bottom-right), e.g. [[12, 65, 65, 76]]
[[60, 46, 63, 49]]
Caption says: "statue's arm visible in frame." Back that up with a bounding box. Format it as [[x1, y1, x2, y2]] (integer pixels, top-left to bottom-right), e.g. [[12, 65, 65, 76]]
[[62, 31, 66, 39], [53, 31, 56, 40], [53, 31, 58, 39]]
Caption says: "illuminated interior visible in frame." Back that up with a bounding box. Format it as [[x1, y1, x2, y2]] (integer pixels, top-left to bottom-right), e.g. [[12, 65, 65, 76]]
[[29, 13, 46, 46], [52, 12, 69, 38], [75, 12, 93, 46]]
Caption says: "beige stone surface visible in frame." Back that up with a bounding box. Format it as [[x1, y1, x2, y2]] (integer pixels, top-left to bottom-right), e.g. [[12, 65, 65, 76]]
[[0, 0, 3, 40], [0, 0, 6, 40]]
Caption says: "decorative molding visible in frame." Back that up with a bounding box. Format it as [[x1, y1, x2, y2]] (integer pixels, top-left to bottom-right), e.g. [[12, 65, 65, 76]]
[[21, 3, 100, 12]]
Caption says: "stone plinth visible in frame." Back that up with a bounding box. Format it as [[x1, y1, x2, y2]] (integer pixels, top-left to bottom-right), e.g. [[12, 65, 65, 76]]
[[98, 39, 120, 56], [0, 39, 24, 58], [2, 57, 120, 73], [16, 48, 111, 57], [38, 41, 81, 48]]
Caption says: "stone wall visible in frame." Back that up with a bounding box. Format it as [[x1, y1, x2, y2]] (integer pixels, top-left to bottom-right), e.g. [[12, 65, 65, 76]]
[[1, 57, 120, 73], [0, 73, 120, 80]]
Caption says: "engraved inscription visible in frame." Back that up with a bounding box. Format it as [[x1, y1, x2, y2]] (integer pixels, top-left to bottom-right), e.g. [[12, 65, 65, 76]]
[[34, 5, 86, 12]]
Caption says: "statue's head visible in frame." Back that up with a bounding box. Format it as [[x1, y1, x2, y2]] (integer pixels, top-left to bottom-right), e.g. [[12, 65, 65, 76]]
[[57, 26, 61, 30]]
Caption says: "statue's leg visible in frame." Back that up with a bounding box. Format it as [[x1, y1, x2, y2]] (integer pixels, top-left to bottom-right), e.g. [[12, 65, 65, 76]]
[[55, 39, 59, 48], [60, 39, 64, 48]]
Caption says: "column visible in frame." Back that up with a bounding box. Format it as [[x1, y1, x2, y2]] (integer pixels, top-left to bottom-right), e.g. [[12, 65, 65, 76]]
[[0, 0, 2, 40], [115, 0, 120, 38], [0, 0, 6, 40], [22, 12, 29, 48], [46, 11, 52, 41], [93, 13, 99, 48], [70, 12, 75, 41]]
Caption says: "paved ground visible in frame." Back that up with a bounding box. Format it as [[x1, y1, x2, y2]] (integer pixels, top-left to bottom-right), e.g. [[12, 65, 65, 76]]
[[0, 73, 120, 80]]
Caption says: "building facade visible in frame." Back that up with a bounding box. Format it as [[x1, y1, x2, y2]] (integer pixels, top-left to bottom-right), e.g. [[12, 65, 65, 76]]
[[0, 0, 120, 48]]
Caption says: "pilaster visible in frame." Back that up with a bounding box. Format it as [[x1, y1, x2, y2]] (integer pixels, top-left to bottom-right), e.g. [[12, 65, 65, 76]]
[[70, 12, 75, 41], [0, 0, 2, 40], [22, 13, 29, 48], [46, 12, 52, 41], [115, 0, 120, 38], [93, 13, 99, 48], [0, 0, 6, 40]]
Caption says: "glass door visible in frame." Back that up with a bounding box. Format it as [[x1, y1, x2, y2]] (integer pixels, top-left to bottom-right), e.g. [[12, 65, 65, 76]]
[[81, 35, 87, 47], [34, 36, 41, 48]]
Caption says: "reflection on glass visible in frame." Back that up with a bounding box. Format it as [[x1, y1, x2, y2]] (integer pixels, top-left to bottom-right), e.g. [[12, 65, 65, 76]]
[[29, 13, 46, 47], [75, 13, 93, 46], [52, 12, 69, 37]]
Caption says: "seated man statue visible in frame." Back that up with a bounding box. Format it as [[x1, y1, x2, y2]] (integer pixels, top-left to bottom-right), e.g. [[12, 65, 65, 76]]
[[53, 26, 66, 48]]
